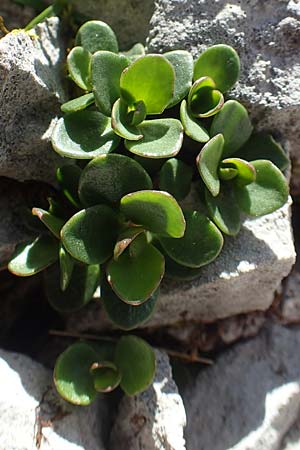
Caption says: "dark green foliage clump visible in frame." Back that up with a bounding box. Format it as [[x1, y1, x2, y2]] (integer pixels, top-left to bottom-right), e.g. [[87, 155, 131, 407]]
[[8, 12, 289, 404]]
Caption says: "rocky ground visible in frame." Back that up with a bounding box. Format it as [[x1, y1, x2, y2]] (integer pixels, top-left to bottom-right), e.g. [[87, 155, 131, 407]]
[[0, 1, 300, 449]]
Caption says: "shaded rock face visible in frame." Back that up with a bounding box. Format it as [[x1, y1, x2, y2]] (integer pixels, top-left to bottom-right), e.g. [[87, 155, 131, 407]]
[[110, 350, 186, 450], [147, 0, 300, 192], [0, 17, 66, 184], [181, 323, 300, 450], [0, 0, 34, 32], [71, 0, 155, 50], [0, 349, 107, 450]]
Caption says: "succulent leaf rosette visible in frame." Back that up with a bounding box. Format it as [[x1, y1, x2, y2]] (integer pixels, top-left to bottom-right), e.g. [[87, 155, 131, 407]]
[[8, 18, 289, 404]]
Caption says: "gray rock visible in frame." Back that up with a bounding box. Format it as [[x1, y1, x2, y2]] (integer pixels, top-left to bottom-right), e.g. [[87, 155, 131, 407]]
[[0, 349, 106, 450], [0, 17, 66, 184], [146, 0, 300, 192], [67, 199, 295, 332], [181, 323, 300, 450], [71, 0, 155, 51], [110, 350, 186, 450]]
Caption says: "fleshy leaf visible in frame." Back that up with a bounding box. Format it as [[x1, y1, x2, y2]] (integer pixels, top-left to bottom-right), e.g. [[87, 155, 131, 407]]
[[61, 205, 119, 264], [91, 51, 128, 116], [59, 243, 75, 291], [133, 156, 165, 176], [61, 93, 95, 114], [188, 77, 224, 118], [51, 111, 120, 159], [114, 227, 145, 260], [79, 154, 152, 206], [127, 101, 147, 126], [120, 190, 186, 238], [196, 134, 224, 197], [115, 336, 156, 396], [67, 46, 92, 91], [180, 99, 210, 143], [219, 167, 238, 181], [120, 55, 175, 114], [56, 165, 82, 208], [75, 20, 118, 54], [159, 158, 193, 201], [163, 251, 203, 281], [164, 50, 194, 108], [90, 361, 121, 393], [205, 184, 241, 236], [107, 243, 165, 304], [235, 133, 290, 171], [32, 208, 64, 239], [235, 160, 288, 216], [45, 263, 100, 312], [111, 99, 143, 140], [102, 281, 159, 330], [210, 100, 253, 157], [54, 342, 99, 405], [120, 43, 145, 61], [8, 235, 58, 277], [160, 209, 223, 268], [125, 119, 183, 159], [221, 158, 256, 187], [194, 44, 240, 93]]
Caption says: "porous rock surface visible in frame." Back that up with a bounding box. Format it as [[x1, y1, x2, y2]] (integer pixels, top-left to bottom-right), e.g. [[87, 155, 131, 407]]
[[0, 349, 106, 450], [146, 0, 300, 192], [181, 323, 300, 450], [110, 350, 186, 450], [0, 17, 66, 183]]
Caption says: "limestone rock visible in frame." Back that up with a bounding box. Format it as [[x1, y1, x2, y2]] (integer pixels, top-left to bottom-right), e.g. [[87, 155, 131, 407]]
[[181, 323, 300, 450], [110, 350, 186, 450], [0, 349, 106, 450], [146, 0, 300, 192], [0, 17, 66, 184]]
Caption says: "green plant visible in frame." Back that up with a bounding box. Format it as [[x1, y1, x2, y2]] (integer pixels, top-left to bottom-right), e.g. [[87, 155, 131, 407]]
[[8, 15, 289, 404]]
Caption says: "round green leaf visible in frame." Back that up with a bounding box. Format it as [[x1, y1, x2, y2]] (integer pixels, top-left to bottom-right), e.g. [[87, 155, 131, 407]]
[[188, 77, 224, 118], [221, 157, 256, 187], [90, 361, 121, 393], [67, 46, 92, 91], [32, 208, 64, 239], [61, 205, 119, 264], [54, 342, 99, 405], [75, 20, 118, 54], [111, 99, 143, 140], [51, 111, 120, 159], [219, 167, 238, 181], [45, 262, 100, 312], [160, 209, 223, 268], [79, 154, 153, 207], [127, 100, 147, 126], [205, 184, 241, 236], [59, 243, 75, 291], [61, 93, 95, 114], [197, 134, 224, 197], [113, 227, 145, 260], [125, 118, 183, 159], [120, 190, 186, 238], [8, 235, 58, 277], [163, 250, 203, 281], [234, 133, 290, 171], [120, 55, 175, 114], [210, 100, 253, 158], [56, 164, 82, 208], [159, 158, 193, 201], [107, 243, 165, 304], [180, 99, 210, 143], [102, 282, 159, 330], [164, 50, 194, 108], [120, 43, 145, 61], [194, 44, 240, 93], [235, 160, 289, 217], [91, 51, 128, 116], [115, 336, 156, 396]]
